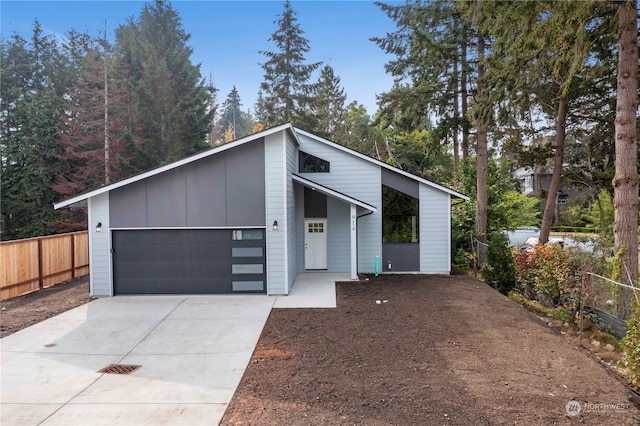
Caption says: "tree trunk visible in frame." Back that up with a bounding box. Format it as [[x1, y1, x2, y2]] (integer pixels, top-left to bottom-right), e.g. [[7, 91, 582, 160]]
[[453, 55, 460, 173], [539, 95, 567, 245], [461, 24, 469, 160], [475, 36, 488, 244], [104, 47, 110, 185], [613, 0, 638, 320]]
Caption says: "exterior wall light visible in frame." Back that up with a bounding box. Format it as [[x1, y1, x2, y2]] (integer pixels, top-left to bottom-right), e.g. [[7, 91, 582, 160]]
[[272, 220, 278, 231], [96, 222, 102, 233]]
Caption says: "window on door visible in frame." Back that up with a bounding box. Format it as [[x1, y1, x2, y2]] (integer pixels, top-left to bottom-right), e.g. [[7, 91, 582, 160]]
[[308, 222, 324, 233]]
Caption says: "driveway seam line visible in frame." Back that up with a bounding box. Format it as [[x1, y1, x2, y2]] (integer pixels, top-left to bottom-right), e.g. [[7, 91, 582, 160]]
[[36, 296, 192, 425]]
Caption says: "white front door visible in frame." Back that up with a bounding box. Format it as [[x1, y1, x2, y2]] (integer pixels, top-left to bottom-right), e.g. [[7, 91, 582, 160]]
[[305, 219, 327, 269]]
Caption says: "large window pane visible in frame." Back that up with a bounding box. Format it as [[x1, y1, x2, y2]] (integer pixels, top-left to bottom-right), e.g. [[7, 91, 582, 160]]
[[382, 185, 419, 243]]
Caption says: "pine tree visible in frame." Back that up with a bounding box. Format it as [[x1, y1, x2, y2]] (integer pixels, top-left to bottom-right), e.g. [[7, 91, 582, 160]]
[[314, 65, 347, 140], [372, 0, 473, 169], [0, 23, 71, 239], [258, 0, 321, 131], [114, 0, 212, 169], [218, 86, 252, 141], [52, 36, 132, 233], [471, 0, 604, 245], [205, 75, 221, 146]]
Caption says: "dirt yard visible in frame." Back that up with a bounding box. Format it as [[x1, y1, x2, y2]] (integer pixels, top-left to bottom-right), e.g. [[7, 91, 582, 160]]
[[0, 275, 91, 338], [1, 272, 638, 424], [222, 273, 640, 425]]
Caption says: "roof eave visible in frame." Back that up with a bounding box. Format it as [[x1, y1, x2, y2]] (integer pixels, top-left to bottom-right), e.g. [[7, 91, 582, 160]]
[[292, 174, 377, 212]]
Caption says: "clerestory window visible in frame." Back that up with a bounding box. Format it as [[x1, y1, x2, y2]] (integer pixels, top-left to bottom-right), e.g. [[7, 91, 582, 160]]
[[299, 151, 330, 173]]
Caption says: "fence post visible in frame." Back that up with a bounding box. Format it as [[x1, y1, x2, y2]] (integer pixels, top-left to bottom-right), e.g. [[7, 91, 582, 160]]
[[71, 233, 76, 279], [37, 238, 43, 289]]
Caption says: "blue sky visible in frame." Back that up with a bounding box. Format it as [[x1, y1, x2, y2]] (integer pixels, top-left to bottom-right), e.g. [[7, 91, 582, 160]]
[[1, 0, 400, 114]]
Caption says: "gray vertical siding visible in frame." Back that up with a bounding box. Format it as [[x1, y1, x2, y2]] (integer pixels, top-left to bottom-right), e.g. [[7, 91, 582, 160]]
[[297, 133, 381, 273], [109, 139, 265, 228], [226, 142, 266, 227], [185, 155, 227, 226], [89, 193, 111, 296], [420, 184, 451, 272], [108, 180, 147, 227], [264, 133, 287, 294], [146, 167, 187, 227]]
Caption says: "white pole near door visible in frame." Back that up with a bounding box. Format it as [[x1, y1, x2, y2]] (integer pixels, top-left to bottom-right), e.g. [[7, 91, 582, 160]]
[[350, 204, 357, 279]]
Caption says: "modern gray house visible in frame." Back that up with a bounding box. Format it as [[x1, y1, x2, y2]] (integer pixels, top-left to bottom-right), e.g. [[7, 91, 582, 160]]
[[54, 123, 468, 296]]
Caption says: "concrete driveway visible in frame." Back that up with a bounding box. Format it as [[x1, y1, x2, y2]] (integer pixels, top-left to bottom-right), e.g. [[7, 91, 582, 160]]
[[1, 295, 275, 425]]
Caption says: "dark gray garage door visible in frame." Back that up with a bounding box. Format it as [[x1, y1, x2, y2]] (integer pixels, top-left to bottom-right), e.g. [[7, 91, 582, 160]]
[[112, 229, 266, 295]]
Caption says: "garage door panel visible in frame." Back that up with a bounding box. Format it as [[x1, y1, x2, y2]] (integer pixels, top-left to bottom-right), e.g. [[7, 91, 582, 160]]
[[113, 229, 265, 294], [114, 277, 236, 294], [115, 261, 232, 278]]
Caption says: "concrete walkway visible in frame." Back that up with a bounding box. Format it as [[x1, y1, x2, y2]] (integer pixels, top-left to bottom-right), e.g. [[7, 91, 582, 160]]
[[274, 273, 350, 308], [1, 274, 345, 425]]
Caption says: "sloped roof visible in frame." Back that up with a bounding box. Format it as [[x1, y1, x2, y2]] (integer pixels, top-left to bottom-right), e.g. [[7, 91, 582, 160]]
[[293, 128, 469, 201], [54, 122, 468, 209], [54, 123, 298, 209]]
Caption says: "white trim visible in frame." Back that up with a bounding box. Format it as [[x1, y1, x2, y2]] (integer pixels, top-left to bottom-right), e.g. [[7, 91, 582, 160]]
[[294, 127, 470, 201], [87, 197, 96, 297], [292, 174, 377, 212], [447, 194, 452, 273], [282, 131, 289, 295], [54, 123, 297, 209]]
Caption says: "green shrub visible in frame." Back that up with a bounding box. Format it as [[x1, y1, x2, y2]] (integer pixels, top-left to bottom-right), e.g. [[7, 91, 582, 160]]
[[622, 302, 640, 387], [482, 232, 516, 295], [454, 247, 472, 271]]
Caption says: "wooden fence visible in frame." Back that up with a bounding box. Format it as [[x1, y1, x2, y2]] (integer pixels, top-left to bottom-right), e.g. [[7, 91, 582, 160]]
[[1, 231, 89, 301]]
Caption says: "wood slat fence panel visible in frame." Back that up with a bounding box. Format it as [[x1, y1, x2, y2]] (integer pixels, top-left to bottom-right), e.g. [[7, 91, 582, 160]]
[[1, 231, 89, 301]]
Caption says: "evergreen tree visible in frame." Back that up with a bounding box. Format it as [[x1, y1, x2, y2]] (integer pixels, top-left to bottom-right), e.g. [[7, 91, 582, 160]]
[[372, 0, 473, 169], [205, 76, 221, 146], [0, 23, 71, 239], [314, 65, 347, 140], [258, 0, 321, 131], [471, 0, 604, 245], [52, 36, 132, 233], [114, 0, 212, 169], [483, 232, 517, 295], [218, 86, 252, 141]]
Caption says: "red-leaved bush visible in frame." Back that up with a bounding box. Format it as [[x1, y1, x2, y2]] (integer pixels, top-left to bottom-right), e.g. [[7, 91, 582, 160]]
[[513, 244, 584, 309]]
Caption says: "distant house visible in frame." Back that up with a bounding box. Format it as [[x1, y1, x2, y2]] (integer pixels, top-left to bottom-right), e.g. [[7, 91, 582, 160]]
[[514, 166, 589, 209], [54, 123, 468, 297]]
